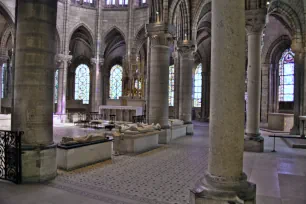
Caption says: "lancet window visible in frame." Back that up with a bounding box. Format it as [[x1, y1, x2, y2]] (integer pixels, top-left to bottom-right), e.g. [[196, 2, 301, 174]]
[[193, 64, 202, 107], [75, 64, 90, 104], [169, 65, 175, 106], [279, 49, 295, 102], [110, 65, 123, 99]]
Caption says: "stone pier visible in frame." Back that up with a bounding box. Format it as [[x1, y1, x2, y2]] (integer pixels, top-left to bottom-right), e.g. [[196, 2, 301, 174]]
[[146, 23, 174, 128], [178, 41, 195, 126], [91, 58, 103, 112], [244, 9, 266, 152], [12, 0, 58, 182], [56, 54, 72, 116], [191, 0, 256, 203], [201, 63, 210, 122]]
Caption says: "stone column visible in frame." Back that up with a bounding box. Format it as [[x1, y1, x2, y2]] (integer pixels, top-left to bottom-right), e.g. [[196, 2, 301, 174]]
[[57, 55, 71, 116], [173, 51, 180, 119], [12, 0, 58, 182], [290, 41, 304, 135], [146, 24, 174, 128], [56, 58, 64, 114], [201, 69, 210, 122], [191, 0, 256, 203], [261, 63, 270, 123], [178, 41, 195, 124], [91, 0, 103, 112], [91, 58, 103, 112], [269, 64, 278, 113], [244, 9, 266, 152]]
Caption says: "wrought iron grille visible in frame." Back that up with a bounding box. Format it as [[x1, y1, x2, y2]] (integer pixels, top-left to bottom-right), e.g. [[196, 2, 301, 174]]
[[0, 131, 23, 184]]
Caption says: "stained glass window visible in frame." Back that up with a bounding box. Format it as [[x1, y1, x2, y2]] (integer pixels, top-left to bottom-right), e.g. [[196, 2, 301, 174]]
[[106, 0, 115, 5], [54, 69, 59, 103], [1, 63, 6, 99], [110, 65, 123, 99], [118, 0, 128, 5], [193, 64, 202, 107], [279, 49, 294, 102], [169, 65, 175, 106], [75, 64, 90, 104]]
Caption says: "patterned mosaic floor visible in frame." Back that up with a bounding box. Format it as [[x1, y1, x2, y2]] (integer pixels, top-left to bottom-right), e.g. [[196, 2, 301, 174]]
[[48, 126, 210, 204]]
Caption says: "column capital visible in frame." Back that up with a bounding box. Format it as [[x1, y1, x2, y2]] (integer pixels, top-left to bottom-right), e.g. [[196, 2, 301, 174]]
[[91, 57, 104, 66], [245, 9, 267, 35], [55, 54, 72, 67], [177, 40, 195, 58], [146, 23, 176, 46], [0, 55, 9, 64]]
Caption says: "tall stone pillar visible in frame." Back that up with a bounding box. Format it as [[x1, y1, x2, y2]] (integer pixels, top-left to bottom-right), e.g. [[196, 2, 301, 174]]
[[178, 41, 195, 125], [12, 0, 58, 182], [91, 0, 103, 112], [56, 54, 71, 116], [244, 9, 266, 152], [91, 58, 103, 112], [261, 63, 270, 123], [56, 58, 64, 114], [173, 51, 180, 119], [191, 0, 256, 203], [201, 68, 210, 122], [290, 40, 304, 135], [146, 24, 174, 128], [269, 64, 279, 113]]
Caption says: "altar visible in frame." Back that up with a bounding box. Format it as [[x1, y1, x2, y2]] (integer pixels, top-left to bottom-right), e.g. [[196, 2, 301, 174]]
[[99, 105, 143, 122], [268, 113, 293, 132]]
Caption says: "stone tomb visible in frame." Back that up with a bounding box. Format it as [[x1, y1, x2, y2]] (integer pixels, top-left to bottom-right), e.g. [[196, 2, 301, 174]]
[[159, 120, 194, 144], [57, 136, 113, 171], [113, 131, 160, 154]]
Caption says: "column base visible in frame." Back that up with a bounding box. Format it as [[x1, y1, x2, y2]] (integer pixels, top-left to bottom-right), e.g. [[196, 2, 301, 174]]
[[244, 134, 264, 152], [190, 173, 256, 204], [186, 123, 194, 135], [22, 144, 57, 183], [199, 117, 209, 122], [290, 125, 300, 135]]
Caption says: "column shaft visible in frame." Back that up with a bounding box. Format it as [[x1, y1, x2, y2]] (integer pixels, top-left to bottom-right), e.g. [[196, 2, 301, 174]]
[[244, 9, 266, 152], [173, 51, 180, 119], [12, 0, 58, 182], [201, 71, 210, 121], [178, 43, 194, 124], [56, 66, 64, 114], [246, 34, 261, 136], [192, 0, 256, 202], [261, 63, 269, 123], [146, 24, 173, 128], [148, 42, 169, 127], [91, 58, 103, 112], [209, 1, 245, 179], [61, 60, 68, 114], [91, 0, 103, 112]]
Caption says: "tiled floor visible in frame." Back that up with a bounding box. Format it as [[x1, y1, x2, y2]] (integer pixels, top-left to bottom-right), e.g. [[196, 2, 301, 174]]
[[0, 121, 306, 204]]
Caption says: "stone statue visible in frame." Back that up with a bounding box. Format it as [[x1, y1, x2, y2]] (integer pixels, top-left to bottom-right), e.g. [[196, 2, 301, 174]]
[[60, 134, 107, 146], [112, 123, 161, 136]]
